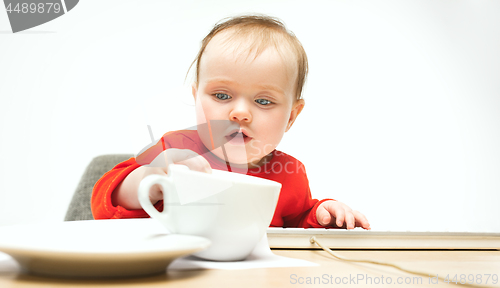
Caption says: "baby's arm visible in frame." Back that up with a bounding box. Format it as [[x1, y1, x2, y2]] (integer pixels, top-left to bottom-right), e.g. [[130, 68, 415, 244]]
[[316, 200, 371, 230], [112, 148, 211, 210]]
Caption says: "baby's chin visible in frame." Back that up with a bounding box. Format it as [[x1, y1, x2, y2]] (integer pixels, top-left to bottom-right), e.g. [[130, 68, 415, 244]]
[[211, 149, 250, 165], [197, 134, 270, 167], [209, 148, 268, 168]]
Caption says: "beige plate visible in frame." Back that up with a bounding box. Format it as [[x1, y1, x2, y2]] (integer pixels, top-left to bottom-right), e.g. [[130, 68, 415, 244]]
[[0, 219, 210, 278]]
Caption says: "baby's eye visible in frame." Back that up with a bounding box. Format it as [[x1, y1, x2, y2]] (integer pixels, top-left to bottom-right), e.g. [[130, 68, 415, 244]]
[[255, 99, 272, 105], [215, 93, 231, 100]]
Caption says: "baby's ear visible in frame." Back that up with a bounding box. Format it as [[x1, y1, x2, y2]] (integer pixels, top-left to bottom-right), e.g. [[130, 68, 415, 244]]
[[286, 99, 305, 132], [191, 83, 198, 101]]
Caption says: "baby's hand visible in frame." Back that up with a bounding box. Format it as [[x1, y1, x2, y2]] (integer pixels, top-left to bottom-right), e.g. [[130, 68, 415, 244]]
[[148, 148, 212, 174], [147, 148, 212, 202], [113, 148, 212, 209], [316, 200, 371, 230]]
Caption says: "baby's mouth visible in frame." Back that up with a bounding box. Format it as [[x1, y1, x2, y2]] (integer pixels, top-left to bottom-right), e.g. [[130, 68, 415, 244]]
[[225, 130, 252, 145]]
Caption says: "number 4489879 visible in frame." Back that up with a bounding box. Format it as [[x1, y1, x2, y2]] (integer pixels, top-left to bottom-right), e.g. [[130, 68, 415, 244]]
[[443, 274, 498, 285], [5, 2, 62, 14]]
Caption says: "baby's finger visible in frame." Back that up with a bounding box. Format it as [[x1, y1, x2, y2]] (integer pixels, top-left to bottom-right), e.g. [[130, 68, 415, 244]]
[[167, 149, 212, 173], [352, 210, 371, 230], [345, 211, 356, 230], [148, 149, 194, 169], [332, 206, 345, 228], [317, 207, 332, 226], [177, 156, 212, 173]]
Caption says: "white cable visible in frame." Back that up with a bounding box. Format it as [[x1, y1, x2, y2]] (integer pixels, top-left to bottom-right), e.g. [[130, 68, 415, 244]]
[[310, 236, 493, 288]]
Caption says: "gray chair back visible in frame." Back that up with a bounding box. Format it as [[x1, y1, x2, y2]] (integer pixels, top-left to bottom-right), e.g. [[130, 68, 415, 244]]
[[64, 154, 134, 221]]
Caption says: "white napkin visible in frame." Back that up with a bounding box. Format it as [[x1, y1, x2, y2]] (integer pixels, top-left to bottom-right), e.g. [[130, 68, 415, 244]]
[[169, 234, 319, 270]]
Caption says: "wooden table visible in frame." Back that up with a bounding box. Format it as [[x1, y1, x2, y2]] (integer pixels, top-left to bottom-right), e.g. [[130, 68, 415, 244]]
[[1, 249, 499, 288]]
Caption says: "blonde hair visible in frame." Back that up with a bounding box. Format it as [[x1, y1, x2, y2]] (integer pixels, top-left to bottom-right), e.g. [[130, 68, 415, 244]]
[[188, 14, 308, 101]]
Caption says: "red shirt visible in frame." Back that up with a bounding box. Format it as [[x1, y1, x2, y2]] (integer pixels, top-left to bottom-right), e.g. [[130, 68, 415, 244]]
[[91, 130, 332, 228]]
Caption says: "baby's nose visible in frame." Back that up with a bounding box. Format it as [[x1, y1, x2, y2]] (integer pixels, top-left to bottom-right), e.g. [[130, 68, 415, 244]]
[[229, 104, 252, 123], [231, 113, 251, 122]]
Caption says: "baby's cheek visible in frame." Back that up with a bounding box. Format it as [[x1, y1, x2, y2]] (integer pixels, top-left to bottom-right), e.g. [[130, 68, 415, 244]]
[[195, 102, 208, 125], [262, 126, 285, 148]]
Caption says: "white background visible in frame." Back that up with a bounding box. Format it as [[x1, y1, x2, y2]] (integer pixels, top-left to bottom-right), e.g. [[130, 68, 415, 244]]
[[0, 0, 499, 231]]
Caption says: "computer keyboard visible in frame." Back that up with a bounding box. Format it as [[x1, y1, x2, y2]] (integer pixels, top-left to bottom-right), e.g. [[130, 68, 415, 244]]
[[266, 228, 500, 250]]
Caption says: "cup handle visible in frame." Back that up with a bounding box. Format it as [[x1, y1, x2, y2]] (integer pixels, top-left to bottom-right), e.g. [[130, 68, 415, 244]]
[[138, 174, 176, 233]]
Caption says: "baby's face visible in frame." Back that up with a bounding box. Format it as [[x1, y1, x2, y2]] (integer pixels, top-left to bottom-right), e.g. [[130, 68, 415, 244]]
[[192, 33, 304, 168]]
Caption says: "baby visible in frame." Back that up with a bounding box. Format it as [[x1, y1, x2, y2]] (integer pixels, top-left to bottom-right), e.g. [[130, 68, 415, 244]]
[[91, 15, 370, 230]]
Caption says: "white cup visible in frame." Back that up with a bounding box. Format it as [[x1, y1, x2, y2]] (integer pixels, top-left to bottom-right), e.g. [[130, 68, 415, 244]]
[[138, 164, 281, 261]]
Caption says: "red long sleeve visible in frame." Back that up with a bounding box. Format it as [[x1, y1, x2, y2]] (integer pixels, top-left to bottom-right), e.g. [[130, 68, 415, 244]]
[[91, 130, 332, 228]]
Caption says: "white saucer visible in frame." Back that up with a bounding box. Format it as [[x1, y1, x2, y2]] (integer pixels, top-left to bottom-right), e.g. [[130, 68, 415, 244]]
[[0, 219, 210, 278]]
